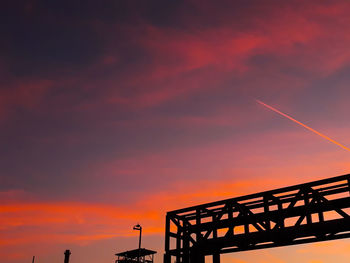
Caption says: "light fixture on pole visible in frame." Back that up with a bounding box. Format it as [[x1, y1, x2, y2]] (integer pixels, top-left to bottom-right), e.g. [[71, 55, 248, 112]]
[[133, 224, 142, 262]]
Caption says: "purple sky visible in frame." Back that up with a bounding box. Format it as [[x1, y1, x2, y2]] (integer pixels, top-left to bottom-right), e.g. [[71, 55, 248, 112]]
[[1, 1, 350, 262]]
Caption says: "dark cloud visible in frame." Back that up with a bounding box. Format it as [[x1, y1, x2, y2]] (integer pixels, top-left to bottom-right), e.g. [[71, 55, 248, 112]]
[[1, 2, 104, 77]]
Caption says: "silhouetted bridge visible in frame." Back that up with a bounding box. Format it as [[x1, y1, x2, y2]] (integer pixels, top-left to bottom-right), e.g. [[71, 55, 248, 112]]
[[164, 174, 350, 263]]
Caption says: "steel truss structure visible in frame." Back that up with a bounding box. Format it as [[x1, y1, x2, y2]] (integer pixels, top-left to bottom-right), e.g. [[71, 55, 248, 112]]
[[164, 174, 350, 263]]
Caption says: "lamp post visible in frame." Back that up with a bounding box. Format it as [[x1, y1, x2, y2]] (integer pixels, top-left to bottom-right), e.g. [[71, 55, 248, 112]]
[[133, 224, 142, 263]]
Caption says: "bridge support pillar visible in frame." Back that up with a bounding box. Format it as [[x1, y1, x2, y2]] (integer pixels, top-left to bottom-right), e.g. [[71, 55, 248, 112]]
[[190, 249, 204, 263], [163, 254, 171, 263], [213, 253, 220, 263]]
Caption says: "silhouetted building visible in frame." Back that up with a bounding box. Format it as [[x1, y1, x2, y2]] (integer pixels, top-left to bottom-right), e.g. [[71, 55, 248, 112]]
[[115, 248, 156, 263]]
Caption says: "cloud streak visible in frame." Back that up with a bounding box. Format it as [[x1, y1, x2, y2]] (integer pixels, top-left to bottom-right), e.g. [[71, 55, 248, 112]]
[[256, 99, 350, 152]]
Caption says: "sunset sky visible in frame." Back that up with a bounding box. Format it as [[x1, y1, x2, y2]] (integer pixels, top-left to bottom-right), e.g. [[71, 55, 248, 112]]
[[1, 1, 350, 262]]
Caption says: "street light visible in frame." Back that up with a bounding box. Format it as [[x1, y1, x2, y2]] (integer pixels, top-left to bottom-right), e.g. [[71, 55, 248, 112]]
[[133, 224, 142, 262]]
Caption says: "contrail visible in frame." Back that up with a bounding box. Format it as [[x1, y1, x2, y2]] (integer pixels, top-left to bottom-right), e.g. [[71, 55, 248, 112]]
[[256, 99, 350, 152]]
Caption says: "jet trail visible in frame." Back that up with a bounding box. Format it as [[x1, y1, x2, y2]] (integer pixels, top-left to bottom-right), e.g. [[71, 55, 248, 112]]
[[256, 99, 350, 152]]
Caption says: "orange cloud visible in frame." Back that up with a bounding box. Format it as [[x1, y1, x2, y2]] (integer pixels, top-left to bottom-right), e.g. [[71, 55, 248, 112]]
[[2, 165, 350, 262], [0, 175, 296, 250]]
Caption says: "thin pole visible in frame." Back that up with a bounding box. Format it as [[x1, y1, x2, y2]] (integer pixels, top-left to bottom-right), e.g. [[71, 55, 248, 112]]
[[138, 227, 142, 263], [139, 226, 142, 250], [32, 256, 35, 263], [133, 224, 142, 263]]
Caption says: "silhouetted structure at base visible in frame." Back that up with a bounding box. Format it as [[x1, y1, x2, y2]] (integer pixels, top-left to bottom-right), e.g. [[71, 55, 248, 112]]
[[164, 174, 350, 263], [115, 248, 156, 263], [64, 250, 71, 263]]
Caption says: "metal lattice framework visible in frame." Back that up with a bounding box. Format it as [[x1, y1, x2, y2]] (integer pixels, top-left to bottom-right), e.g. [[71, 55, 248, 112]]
[[164, 174, 350, 263]]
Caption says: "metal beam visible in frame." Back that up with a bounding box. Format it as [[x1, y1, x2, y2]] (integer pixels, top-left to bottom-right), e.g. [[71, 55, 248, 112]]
[[164, 174, 350, 263]]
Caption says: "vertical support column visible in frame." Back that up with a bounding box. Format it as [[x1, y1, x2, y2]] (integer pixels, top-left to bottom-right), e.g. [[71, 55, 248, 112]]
[[264, 195, 271, 230], [313, 190, 324, 223], [318, 206, 324, 223], [212, 214, 220, 263], [244, 223, 249, 234], [304, 191, 312, 224], [192, 209, 204, 263], [190, 248, 205, 263], [176, 222, 182, 263], [213, 253, 220, 263], [164, 214, 171, 263], [212, 215, 218, 240], [163, 254, 171, 263], [277, 200, 284, 229], [196, 209, 202, 242], [228, 202, 234, 236], [183, 223, 190, 263]]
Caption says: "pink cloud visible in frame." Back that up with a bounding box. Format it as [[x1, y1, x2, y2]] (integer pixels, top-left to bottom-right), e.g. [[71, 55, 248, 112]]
[[0, 79, 51, 121]]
